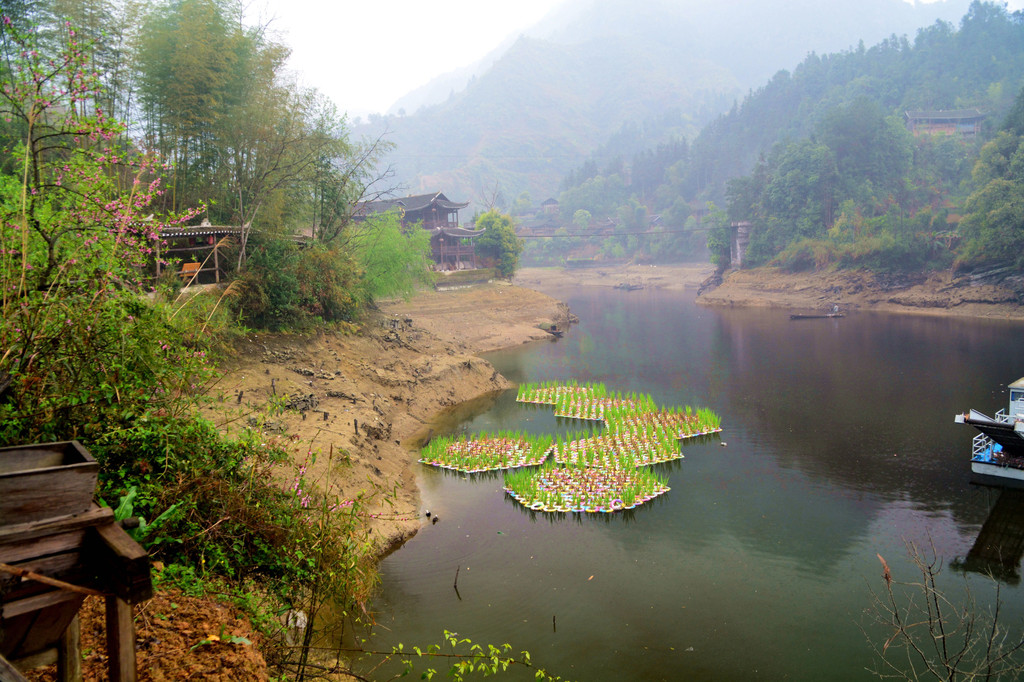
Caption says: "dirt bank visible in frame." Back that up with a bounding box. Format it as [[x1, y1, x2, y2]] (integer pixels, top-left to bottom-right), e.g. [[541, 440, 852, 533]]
[[697, 266, 1024, 320], [380, 279, 575, 353], [515, 263, 714, 292], [209, 281, 574, 553]]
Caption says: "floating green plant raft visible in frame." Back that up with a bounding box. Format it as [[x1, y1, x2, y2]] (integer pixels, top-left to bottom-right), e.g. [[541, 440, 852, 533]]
[[515, 379, 603, 407], [419, 381, 722, 512], [551, 428, 681, 468], [504, 463, 670, 513], [608, 405, 723, 439], [516, 381, 721, 438], [419, 431, 552, 473]]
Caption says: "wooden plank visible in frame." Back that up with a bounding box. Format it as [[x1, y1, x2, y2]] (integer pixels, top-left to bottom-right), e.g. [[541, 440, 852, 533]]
[[0, 466, 98, 524], [0, 612, 33, 660], [0, 652, 31, 682], [13, 598, 82, 662], [105, 596, 136, 682], [10, 649, 56, 673], [0, 506, 111, 546], [0, 530, 89, 566], [2, 589, 82, 619], [1, 570, 88, 606], [88, 524, 152, 603], [0, 441, 95, 472], [0, 442, 98, 524], [0, 449, 65, 473], [58, 615, 81, 682], [0, 559, 101, 599], [0, 552, 84, 592]]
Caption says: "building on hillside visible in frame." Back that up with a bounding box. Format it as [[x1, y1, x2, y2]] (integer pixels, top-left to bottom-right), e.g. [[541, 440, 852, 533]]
[[156, 223, 242, 284], [905, 109, 986, 137], [541, 198, 560, 215], [355, 191, 483, 270]]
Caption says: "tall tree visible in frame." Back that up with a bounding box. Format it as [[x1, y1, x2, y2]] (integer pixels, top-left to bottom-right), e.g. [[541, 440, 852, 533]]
[[957, 130, 1024, 268], [475, 210, 524, 278], [137, 0, 243, 211]]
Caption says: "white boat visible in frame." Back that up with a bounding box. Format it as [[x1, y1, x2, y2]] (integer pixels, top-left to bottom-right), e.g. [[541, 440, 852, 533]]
[[956, 378, 1024, 483]]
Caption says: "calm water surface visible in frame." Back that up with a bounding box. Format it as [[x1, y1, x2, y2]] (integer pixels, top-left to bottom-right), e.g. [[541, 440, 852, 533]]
[[364, 287, 1024, 681]]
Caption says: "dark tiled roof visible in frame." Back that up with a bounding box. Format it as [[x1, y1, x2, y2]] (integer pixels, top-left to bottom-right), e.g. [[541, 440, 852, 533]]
[[432, 226, 485, 238], [360, 191, 469, 215], [905, 109, 986, 121]]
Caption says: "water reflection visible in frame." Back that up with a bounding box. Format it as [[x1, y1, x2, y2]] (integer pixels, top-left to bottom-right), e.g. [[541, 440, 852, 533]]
[[952, 486, 1024, 585]]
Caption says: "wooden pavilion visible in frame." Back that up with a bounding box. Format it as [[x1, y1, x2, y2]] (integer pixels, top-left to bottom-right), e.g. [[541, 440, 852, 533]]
[[155, 223, 240, 284], [355, 192, 484, 270]]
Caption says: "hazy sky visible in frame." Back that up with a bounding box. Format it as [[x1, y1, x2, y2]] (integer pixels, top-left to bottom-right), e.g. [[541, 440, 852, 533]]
[[254, 0, 1024, 119], [252, 0, 563, 118]]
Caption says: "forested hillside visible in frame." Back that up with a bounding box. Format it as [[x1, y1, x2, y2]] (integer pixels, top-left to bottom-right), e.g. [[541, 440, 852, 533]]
[[360, 0, 969, 208], [551, 1, 1024, 274]]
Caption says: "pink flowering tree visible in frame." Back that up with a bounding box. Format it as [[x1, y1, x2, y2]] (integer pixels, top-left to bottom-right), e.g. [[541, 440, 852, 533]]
[[0, 19, 209, 444]]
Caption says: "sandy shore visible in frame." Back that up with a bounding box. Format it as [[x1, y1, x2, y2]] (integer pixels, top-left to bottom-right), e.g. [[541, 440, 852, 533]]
[[515, 263, 714, 292], [697, 266, 1024, 320]]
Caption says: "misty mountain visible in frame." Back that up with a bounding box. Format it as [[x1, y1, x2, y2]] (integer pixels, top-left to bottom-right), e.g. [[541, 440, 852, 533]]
[[360, 0, 971, 210]]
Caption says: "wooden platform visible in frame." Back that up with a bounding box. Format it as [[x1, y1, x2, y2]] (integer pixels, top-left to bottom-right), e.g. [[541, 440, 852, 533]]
[[0, 441, 153, 681]]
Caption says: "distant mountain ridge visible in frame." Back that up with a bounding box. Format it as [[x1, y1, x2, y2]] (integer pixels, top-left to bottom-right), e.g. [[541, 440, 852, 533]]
[[361, 0, 972, 211]]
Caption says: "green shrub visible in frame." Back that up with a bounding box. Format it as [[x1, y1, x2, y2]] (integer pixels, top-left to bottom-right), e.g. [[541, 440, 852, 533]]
[[95, 416, 311, 582]]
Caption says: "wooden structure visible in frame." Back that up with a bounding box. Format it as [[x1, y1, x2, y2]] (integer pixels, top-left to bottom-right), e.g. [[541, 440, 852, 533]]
[[730, 221, 751, 269], [434, 225, 486, 270], [905, 109, 986, 137], [0, 441, 152, 681], [355, 192, 484, 270], [155, 224, 241, 284]]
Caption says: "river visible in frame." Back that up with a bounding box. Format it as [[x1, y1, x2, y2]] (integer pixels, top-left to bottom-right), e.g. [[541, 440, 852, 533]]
[[363, 286, 1024, 681]]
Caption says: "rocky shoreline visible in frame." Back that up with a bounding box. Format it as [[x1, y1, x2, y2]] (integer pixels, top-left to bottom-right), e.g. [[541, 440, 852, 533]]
[[696, 266, 1024, 320]]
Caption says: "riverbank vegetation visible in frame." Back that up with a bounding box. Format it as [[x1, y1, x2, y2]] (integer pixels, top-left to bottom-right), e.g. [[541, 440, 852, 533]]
[[0, 5, 446, 679]]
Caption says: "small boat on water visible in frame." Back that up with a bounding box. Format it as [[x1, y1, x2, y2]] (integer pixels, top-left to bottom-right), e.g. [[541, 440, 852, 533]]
[[790, 312, 844, 320], [790, 304, 843, 320], [956, 378, 1024, 483]]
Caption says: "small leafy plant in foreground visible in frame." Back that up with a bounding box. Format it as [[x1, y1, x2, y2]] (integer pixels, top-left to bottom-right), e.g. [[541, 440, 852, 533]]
[[391, 631, 568, 681]]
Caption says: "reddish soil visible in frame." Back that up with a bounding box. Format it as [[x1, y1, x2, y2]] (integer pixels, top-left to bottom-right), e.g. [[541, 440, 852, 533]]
[[26, 589, 268, 682]]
